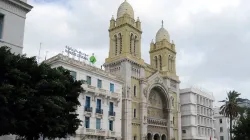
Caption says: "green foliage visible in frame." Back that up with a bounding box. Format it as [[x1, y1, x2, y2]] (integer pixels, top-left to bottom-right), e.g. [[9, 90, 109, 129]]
[[0, 46, 83, 139], [220, 90, 241, 140], [232, 108, 250, 140]]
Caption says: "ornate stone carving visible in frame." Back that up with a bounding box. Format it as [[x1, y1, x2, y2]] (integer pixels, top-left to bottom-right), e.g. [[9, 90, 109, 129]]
[[127, 86, 131, 98], [143, 88, 148, 98], [170, 80, 177, 89], [155, 77, 163, 84], [144, 116, 147, 122]]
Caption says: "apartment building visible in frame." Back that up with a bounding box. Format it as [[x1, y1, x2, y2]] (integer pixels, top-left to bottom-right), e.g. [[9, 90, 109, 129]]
[[0, 0, 32, 54], [214, 108, 230, 140], [180, 87, 217, 140], [44, 54, 123, 140]]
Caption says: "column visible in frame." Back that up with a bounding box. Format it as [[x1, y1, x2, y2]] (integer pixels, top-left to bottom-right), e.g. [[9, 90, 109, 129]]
[[167, 109, 172, 140], [140, 79, 148, 140]]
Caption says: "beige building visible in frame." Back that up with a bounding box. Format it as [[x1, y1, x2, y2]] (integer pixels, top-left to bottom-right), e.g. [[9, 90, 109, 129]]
[[103, 1, 181, 140]]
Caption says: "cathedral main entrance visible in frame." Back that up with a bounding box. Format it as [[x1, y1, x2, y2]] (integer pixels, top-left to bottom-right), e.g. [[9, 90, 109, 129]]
[[147, 86, 170, 140]]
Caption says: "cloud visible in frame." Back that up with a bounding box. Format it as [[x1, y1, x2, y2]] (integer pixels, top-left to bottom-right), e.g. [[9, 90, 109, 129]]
[[24, 0, 250, 104]]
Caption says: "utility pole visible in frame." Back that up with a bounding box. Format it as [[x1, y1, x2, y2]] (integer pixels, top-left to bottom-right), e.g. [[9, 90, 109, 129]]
[[45, 51, 49, 60], [37, 42, 42, 63]]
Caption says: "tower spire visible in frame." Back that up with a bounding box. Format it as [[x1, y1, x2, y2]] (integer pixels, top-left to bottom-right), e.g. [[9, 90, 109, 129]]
[[162, 20, 164, 28]]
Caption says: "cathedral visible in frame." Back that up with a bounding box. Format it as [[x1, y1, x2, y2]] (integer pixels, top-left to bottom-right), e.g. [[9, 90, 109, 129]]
[[103, 1, 181, 140]]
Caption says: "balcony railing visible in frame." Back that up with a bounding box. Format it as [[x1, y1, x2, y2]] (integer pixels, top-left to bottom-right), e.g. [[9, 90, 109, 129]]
[[96, 108, 103, 114], [85, 106, 92, 112], [109, 131, 116, 137], [96, 129, 106, 136], [109, 111, 116, 116], [81, 83, 120, 100]]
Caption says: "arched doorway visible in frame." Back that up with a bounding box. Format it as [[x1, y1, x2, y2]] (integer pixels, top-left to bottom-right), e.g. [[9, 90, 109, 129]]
[[147, 133, 152, 140], [147, 85, 170, 140], [153, 134, 160, 140], [162, 134, 167, 140]]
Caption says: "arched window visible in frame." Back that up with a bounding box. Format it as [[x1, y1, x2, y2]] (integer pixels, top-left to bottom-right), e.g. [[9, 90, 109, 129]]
[[134, 85, 136, 97], [134, 136, 137, 140], [172, 57, 175, 71], [133, 108, 136, 118], [114, 35, 117, 55], [172, 97, 174, 107], [119, 33, 122, 54], [130, 34, 133, 54], [168, 55, 171, 71], [154, 56, 158, 68], [134, 36, 137, 56], [159, 55, 162, 70]]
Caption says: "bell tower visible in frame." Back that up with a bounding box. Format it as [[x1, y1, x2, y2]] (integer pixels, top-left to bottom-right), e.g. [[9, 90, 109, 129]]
[[149, 21, 177, 75], [105, 0, 143, 65]]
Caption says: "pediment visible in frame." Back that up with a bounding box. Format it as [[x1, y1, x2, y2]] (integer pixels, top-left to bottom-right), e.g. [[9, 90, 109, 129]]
[[146, 71, 165, 85]]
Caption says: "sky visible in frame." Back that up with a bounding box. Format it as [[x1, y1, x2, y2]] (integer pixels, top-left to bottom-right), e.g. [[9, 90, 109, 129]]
[[24, 0, 250, 106]]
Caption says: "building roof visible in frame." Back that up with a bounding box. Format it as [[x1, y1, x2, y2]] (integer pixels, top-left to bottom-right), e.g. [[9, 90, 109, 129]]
[[180, 87, 215, 100], [155, 21, 170, 42], [43, 54, 124, 83], [117, 0, 134, 19]]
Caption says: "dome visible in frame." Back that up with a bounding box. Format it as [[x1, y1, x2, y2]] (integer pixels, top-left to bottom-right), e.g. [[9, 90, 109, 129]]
[[117, 0, 134, 19], [155, 21, 170, 42]]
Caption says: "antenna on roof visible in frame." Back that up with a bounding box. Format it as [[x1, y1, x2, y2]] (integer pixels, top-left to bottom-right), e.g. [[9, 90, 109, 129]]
[[37, 42, 42, 63], [162, 20, 164, 28]]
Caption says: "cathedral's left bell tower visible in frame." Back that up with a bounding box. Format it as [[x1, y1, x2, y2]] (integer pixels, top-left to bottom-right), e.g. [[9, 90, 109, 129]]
[[106, 1, 143, 64]]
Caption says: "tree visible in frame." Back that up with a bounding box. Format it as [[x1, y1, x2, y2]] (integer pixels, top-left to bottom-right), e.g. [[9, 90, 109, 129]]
[[0, 46, 83, 139], [232, 108, 250, 140], [220, 91, 240, 140]]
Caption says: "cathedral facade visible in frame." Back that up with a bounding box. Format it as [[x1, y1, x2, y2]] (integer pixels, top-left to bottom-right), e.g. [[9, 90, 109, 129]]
[[103, 1, 182, 140]]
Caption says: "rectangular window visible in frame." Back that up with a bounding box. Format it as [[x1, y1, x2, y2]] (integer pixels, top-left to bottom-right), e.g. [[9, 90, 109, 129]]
[[220, 136, 224, 140], [220, 127, 223, 132], [85, 96, 91, 108], [87, 76, 91, 85], [109, 120, 113, 131], [97, 79, 102, 88], [109, 102, 114, 113], [97, 99, 101, 109], [134, 136, 137, 140], [85, 117, 90, 128], [182, 130, 186, 133], [0, 14, 3, 39], [110, 83, 114, 92], [70, 71, 77, 81], [134, 109, 136, 118], [173, 117, 175, 125], [220, 119, 222, 124], [96, 119, 101, 129], [134, 85, 137, 96]]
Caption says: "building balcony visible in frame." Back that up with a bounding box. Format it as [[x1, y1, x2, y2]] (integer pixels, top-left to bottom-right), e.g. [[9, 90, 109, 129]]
[[82, 84, 120, 100], [109, 111, 116, 116], [147, 117, 168, 127], [84, 128, 95, 135], [108, 111, 116, 120], [95, 108, 103, 118], [96, 129, 106, 136], [108, 131, 116, 137], [96, 108, 103, 114], [84, 107, 92, 117], [82, 128, 115, 137]]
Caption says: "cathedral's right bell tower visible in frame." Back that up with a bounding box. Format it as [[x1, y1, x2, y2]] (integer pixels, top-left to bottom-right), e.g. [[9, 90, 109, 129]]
[[149, 21, 177, 75]]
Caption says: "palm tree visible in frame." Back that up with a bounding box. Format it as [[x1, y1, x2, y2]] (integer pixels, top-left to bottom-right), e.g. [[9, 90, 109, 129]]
[[220, 90, 240, 140]]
